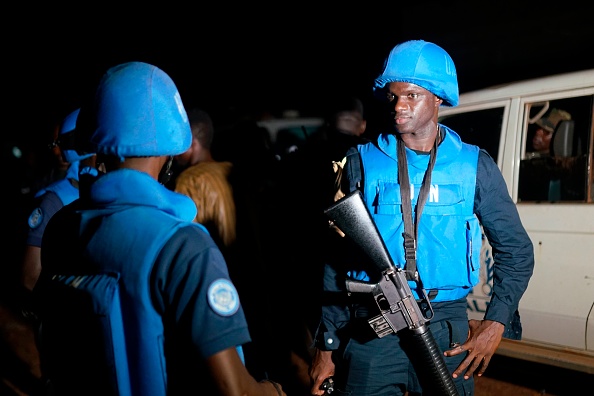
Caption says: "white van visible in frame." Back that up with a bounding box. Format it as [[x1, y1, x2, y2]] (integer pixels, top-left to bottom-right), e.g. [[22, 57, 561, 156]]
[[438, 69, 594, 374], [256, 116, 324, 160]]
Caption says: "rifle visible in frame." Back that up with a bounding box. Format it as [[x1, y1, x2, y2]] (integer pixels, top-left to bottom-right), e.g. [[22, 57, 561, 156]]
[[324, 190, 459, 396]]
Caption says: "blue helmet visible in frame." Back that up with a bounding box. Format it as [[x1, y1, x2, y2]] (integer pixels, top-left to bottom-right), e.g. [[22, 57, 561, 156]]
[[373, 40, 459, 107], [89, 62, 191, 161], [58, 108, 95, 163]]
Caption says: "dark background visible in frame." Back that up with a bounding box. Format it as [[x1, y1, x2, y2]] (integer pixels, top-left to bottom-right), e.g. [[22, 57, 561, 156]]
[[2, 6, 593, 394], [5, 3, 594, 147]]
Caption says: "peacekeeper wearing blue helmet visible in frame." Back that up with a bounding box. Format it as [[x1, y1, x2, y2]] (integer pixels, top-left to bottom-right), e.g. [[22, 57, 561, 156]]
[[33, 62, 286, 396], [20, 108, 97, 294], [309, 40, 534, 395]]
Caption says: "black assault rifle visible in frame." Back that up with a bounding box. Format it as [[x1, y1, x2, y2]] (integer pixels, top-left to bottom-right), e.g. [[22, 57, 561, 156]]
[[324, 190, 459, 396]]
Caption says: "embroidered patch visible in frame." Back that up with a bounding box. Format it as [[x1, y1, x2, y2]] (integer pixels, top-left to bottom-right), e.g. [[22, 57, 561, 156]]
[[28, 208, 43, 229], [207, 279, 239, 316]]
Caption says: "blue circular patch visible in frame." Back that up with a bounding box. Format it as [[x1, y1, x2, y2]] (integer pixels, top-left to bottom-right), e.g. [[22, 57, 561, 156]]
[[28, 207, 43, 229], [207, 279, 240, 316]]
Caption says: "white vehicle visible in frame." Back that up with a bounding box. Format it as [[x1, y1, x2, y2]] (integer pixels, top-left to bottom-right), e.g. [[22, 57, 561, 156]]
[[438, 69, 594, 374], [257, 117, 324, 144], [256, 116, 324, 160]]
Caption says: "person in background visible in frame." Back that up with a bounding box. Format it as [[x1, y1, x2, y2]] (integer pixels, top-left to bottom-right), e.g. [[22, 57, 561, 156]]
[[173, 107, 236, 252], [19, 108, 96, 294], [298, 95, 370, 212], [307, 95, 368, 160], [266, 96, 369, 395], [529, 108, 572, 158], [173, 107, 280, 385], [33, 61, 285, 396], [309, 40, 534, 395], [1, 108, 97, 396], [47, 120, 71, 183]]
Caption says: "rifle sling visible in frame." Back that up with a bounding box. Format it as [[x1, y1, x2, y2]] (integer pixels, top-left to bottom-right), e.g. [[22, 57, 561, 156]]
[[397, 132, 438, 298]]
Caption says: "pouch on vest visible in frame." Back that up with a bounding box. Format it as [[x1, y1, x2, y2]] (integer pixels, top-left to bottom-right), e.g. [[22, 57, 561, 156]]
[[38, 272, 132, 396]]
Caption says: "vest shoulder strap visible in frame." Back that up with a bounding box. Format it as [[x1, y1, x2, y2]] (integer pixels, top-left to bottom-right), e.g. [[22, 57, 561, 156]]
[[345, 147, 363, 193]]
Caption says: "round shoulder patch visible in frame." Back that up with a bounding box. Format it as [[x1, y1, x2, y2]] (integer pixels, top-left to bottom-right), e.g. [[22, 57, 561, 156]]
[[28, 207, 44, 229], [207, 278, 240, 316]]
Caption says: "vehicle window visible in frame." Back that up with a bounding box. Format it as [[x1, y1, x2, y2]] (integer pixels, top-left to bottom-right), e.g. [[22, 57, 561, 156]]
[[439, 107, 503, 162], [274, 125, 321, 158], [518, 95, 593, 203]]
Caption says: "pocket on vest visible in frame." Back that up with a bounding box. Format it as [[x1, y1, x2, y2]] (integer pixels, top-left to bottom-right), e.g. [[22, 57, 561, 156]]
[[37, 272, 131, 395]]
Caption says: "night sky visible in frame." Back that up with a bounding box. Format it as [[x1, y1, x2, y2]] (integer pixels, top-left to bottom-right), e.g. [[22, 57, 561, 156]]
[[6, 3, 594, 148], [3, 2, 594, 267]]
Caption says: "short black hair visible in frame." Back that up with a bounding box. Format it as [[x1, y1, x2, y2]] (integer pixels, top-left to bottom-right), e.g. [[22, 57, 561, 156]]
[[187, 108, 214, 149], [326, 96, 364, 120]]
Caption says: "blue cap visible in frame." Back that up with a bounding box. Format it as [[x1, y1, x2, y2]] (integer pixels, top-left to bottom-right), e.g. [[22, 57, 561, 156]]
[[373, 40, 458, 107], [90, 62, 191, 160], [59, 108, 95, 163]]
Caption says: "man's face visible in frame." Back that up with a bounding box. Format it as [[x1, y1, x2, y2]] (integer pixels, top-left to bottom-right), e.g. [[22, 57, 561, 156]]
[[385, 82, 441, 136], [334, 111, 365, 136], [51, 125, 70, 170], [532, 127, 552, 153]]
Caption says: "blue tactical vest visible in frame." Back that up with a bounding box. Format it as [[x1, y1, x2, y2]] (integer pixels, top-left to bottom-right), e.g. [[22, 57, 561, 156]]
[[38, 169, 207, 396], [357, 126, 482, 302], [34, 161, 81, 204]]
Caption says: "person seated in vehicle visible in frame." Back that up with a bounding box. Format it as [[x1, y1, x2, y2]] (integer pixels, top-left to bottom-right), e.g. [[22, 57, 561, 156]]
[[526, 108, 572, 158]]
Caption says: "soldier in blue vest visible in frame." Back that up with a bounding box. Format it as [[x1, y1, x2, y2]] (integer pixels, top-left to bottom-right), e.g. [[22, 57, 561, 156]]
[[33, 62, 285, 396], [309, 40, 535, 395], [20, 108, 96, 293]]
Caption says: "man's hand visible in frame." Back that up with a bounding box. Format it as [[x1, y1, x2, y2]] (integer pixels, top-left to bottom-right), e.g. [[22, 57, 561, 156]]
[[443, 319, 505, 380], [309, 349, 335, 395]]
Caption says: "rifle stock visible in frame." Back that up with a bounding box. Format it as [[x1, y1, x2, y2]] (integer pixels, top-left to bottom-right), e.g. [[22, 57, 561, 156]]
[[324, 190, 459, 396]]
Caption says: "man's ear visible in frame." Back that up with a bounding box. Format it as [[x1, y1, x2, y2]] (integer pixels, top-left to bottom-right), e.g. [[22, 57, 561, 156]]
[[192, 136, 203, 152], [435, 96, 444, 107]]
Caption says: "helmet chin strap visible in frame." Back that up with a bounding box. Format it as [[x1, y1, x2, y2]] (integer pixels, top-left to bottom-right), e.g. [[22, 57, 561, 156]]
[[158, 156, 174, 185]]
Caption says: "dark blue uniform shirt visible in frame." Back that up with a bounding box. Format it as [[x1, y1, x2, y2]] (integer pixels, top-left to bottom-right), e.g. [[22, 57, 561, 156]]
[[316, 148, 534, 349]]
